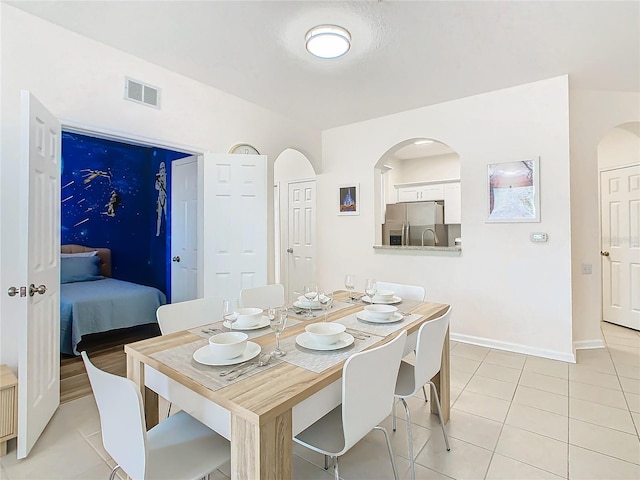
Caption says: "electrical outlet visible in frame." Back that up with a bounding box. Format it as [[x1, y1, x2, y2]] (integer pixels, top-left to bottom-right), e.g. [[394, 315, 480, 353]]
[[581, 264, 592, 275]]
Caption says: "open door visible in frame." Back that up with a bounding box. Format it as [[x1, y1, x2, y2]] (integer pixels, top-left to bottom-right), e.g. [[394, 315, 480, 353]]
[[199, 153, 267, 300], [15, 91, 61, 458]]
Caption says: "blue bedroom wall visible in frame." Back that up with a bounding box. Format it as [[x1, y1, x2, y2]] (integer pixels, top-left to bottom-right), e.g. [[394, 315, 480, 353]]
[[61, 132, 189, 299]]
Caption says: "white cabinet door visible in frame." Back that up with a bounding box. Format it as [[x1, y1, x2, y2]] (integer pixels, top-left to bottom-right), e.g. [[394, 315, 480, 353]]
[[420, 184, 445, 201], [397, 187, 420, 202], [444, 182, 461, 224]]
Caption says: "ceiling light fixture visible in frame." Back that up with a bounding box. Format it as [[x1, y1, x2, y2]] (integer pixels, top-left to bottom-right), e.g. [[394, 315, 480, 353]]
[[414, 140, 434, 145], [305, 25, 351, 59]]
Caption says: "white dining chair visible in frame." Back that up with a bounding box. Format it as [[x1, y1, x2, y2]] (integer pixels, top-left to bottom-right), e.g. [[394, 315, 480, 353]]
[[294, 330, 407, 480], [392, 306, 452, 480], [375, 281, 426, 301], [156, 296, 222, 334], [81, 351, 230, 480], [240, 283, 285, 309]]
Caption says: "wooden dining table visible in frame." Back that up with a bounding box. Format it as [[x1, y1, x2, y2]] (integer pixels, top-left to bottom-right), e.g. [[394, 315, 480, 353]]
[[125, 291, 450, 480]]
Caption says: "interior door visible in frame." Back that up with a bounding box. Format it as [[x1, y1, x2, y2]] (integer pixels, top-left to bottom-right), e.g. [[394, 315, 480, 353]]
[[601, 164, 640, 330], [171, 156, 198, 303], [199, 153, 267, 301], [17, 91, 61, 458], [287, 180, 316, 302]]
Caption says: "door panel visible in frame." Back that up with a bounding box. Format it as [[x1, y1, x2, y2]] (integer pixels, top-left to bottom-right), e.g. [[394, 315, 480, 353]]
[[18, 91, 61, 458], [171, 156, 198, 303], [287, 180, 316, 301], [601, 165, 640, 330], [201, 154, 267, 301]]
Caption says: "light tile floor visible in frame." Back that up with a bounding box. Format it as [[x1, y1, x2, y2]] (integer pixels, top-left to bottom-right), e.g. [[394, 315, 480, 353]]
[[2, 322, 638, 479]]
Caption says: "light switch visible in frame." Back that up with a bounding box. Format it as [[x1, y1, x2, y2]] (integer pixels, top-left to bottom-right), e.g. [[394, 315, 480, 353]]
[[530, 232, 548, 243]]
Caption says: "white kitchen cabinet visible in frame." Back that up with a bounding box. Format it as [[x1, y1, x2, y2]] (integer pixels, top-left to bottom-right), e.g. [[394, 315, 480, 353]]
[[397, 183, 444, 202], [443, 182, 461, 224]]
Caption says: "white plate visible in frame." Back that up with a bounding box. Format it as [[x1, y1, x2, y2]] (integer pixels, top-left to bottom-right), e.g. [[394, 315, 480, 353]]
[[192, 341, 261, 366], [362, 295, 402, 305], [296, 332, 355, 351], [356, 311, 404, 324], [294, 300, 323, 311], [224, 315, 270, 331]]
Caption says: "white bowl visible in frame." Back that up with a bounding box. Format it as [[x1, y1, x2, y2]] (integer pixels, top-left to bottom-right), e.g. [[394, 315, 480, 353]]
[[234, 307, 263, 328], [298, 295, 321, 308], [305, 322, 346, 345], [208, 332, 248, 359], [364, 304, 398, 320], [373, 289, 395, 301]]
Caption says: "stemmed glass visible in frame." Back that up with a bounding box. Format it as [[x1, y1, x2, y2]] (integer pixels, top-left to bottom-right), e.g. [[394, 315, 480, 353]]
[[344, 274, 356, 302], [268, 306, 288, 357], [222, 298, 239, 331], [364, 279, 377, 303], [303, 283, 319, 318], [318, 290, 334, 322]]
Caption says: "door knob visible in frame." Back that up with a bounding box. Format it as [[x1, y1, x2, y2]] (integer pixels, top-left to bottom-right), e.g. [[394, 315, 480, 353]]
[[29, 284, 47, 296], [7, 286, 25, 297], [172, 256, 181, 262], [600, 251, 610, 257], [286, 248, 293, 253]]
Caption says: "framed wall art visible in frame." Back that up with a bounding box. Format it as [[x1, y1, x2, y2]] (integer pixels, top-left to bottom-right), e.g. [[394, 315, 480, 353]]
[[338, 184, 359, 215], [487, 158, 540, 223]]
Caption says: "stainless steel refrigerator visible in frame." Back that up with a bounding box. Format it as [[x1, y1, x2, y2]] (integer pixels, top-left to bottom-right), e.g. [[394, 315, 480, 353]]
[[382, 202, 447, 246]]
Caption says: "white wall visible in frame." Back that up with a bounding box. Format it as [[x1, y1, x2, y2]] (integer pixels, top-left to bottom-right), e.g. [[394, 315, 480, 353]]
[[569, 90, 640, 350], [598, 126, 640, 171], [318, 76, 575, 361], [396, 153, 460, 184], [0, 5, 321, 370]]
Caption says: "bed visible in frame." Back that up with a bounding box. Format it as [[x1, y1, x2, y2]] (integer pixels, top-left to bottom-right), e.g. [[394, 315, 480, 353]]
[[60, 244, 166, 355]]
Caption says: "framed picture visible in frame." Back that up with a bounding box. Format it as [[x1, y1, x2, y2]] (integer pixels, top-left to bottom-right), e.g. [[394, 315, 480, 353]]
[[487, 158, 540, 222], [338, 184, 359, 215]]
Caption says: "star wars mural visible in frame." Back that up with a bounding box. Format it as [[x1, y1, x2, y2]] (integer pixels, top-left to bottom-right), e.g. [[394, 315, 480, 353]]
[[61, 132, 188, 297]]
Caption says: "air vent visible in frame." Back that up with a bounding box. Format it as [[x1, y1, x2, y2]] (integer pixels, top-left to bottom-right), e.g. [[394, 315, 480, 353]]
[[124, 77, 160, 109]]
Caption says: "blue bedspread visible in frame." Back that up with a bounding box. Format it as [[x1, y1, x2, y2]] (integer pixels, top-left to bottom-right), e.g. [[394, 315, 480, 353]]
[[60, 278, 166, 355]]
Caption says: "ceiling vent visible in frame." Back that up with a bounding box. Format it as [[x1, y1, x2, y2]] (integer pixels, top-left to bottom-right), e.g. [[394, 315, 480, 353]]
[[124, 77, 160, 109]]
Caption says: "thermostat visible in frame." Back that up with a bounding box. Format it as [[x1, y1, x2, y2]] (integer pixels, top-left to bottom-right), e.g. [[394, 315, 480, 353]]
[[530, 232, 548, 243]]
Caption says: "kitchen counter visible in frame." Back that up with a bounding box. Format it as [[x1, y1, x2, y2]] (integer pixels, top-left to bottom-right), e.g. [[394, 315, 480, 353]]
[[373, 245, 461, 255]]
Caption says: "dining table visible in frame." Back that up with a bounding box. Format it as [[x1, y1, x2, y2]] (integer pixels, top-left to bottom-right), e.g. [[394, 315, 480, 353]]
[[125, 290, 450, 480]]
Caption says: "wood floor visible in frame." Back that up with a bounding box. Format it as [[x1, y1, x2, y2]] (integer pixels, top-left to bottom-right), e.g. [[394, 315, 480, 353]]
[[60, 324, 160, 403]]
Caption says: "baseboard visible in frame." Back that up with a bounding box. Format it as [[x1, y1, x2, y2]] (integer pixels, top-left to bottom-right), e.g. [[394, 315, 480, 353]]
[[573, 339, 606, 350], [450, 333, 576, 363]]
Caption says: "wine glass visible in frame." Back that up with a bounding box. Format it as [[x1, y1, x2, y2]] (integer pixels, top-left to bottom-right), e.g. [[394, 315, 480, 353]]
[[344, 274, 355, 302], [318, 290, 334, 322], [222, 298, 239, 331], [364, 279, 377, 303], [268, 306, 288, 357], [303, 283, 318, 318]]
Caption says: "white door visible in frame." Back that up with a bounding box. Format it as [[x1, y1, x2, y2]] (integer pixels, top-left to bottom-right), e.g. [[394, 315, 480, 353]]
[[601, 164, 640, 330], [199, 153, 267, 301], [287, 180, 316, 302], [171, 156, 198, 303], [16, 91, 61, 458]]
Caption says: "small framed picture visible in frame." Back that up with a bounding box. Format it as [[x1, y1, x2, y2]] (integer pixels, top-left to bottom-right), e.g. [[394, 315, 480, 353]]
[[487, 158, 540, 223], [338, 184, 359, 215]]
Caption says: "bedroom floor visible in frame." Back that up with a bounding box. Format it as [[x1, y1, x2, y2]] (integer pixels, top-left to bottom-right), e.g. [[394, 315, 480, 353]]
[[2, 321, 639, 480]]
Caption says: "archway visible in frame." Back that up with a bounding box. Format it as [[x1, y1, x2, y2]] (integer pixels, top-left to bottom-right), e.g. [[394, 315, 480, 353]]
[[274, 149, 316, 302]]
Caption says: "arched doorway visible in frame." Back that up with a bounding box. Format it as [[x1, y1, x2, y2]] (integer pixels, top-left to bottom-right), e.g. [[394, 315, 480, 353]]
[[274, 149, 316, 302], [597, 122, 640, 330]]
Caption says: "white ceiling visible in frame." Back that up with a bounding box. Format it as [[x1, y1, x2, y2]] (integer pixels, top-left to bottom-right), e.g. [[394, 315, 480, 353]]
[[8, 1, 640, 130]]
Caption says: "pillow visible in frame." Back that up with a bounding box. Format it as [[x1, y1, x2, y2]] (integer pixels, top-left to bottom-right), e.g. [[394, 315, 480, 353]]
[[60, 256, 103, 283], [60, 250, 98, 258]]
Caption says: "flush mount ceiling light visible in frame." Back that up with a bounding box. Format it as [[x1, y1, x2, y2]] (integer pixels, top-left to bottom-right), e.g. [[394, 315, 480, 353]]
[[305, 25, 351, 59]]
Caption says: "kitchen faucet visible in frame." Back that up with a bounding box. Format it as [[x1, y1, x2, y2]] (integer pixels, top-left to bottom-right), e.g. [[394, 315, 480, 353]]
[[421, 228, 439, 246]]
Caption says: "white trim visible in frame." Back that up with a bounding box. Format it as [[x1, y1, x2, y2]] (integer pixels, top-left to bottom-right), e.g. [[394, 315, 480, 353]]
[[599, 162, 640, 173], [573, 339, 606, 350], [450, 332, 576, 363]]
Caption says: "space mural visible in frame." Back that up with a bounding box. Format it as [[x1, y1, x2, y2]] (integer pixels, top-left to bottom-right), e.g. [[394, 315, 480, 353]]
[[61, 132, 188, 296]]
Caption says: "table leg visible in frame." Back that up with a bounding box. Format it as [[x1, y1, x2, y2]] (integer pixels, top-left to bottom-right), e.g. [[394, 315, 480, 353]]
[[231, 409, 292, 480], [126, 356, 159, 429], [430, 327, 450, 423]]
